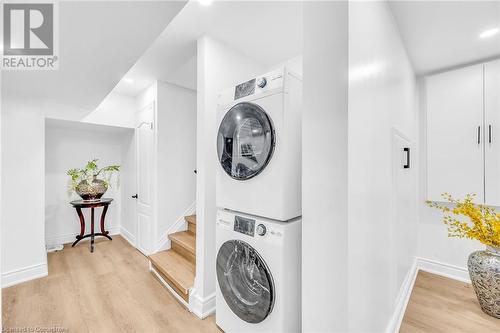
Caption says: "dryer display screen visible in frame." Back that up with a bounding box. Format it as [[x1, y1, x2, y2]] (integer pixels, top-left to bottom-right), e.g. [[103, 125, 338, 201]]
[[234, 216, 255, 236], [234, 79, 255, 100]]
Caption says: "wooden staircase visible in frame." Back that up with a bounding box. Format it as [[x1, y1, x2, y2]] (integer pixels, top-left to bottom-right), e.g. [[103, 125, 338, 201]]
[[148, 214, 196, 304]]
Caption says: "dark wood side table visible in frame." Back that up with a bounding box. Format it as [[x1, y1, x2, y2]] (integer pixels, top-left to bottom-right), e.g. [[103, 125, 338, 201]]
[[70, 198, 113, 253]]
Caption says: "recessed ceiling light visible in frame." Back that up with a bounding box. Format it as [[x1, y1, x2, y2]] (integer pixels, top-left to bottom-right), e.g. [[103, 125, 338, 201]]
[[479, 28, 499, 39], [123, 77, 134, 84], [198, 0, 213, 6]]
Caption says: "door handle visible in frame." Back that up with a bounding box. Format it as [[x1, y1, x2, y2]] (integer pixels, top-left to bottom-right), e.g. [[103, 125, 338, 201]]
[[132, 194, 138, 199], [478, 126, 481, 144], [489, 124, 492, 144], [403, 148, 410, 169]]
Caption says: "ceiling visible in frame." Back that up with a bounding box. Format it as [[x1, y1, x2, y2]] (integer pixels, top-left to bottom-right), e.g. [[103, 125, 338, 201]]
[[2, 1, 187, 110], [389, 1, 500, 75], [114, 0, 303, 96]]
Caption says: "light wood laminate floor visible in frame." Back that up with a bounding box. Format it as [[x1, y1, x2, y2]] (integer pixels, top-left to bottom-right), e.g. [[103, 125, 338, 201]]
[[3, 238, 499, 332], [400, 270, 499, 332], [2, 236, 220, 333]]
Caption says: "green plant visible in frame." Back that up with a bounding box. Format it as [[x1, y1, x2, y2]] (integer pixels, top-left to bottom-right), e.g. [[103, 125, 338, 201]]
[[67, 159, 120, 191]]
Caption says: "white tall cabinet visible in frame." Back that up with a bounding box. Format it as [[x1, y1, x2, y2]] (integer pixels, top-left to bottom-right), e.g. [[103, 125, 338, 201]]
[[426, 60, 500, 205]]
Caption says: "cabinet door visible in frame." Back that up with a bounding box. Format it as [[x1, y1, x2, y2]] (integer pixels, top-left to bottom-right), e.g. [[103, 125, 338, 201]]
[[485, 60, 500, 206], [426, 64, 484, 202]]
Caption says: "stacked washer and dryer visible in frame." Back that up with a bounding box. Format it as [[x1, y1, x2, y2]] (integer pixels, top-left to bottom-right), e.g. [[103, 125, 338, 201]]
[[215, 67, 302, 332]]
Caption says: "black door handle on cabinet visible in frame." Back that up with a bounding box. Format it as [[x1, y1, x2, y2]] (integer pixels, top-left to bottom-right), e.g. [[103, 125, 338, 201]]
[[132, 194, 138, 199], [478, 126, 481, 144], [489, 125, 492, 143], [403, 148, 410, 169]]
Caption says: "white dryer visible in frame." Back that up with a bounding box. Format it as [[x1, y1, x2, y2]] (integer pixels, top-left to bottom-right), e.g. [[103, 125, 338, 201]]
[[216, 67, 302, 221], [215, 209, 301, 333]]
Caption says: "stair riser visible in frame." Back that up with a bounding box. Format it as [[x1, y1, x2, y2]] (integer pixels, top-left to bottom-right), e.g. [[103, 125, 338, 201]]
[[151, 263, 189, 302], [188, 222, 196, 234], [171, 242, 196, 265]]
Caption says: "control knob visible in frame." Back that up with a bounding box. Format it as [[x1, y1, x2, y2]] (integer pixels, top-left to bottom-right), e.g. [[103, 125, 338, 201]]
[[256, 224, 267, 236], [257, 77, 267, 88]]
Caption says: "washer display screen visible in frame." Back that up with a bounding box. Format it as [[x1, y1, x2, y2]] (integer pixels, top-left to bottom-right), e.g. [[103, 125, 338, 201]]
[[234, 79, 256, 100], [234, 216, 255, 236]]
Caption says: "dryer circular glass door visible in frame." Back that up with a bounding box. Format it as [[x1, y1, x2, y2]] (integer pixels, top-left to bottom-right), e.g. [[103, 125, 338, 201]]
[[216, 239, 275, 323], [217, 102, 275, 180]]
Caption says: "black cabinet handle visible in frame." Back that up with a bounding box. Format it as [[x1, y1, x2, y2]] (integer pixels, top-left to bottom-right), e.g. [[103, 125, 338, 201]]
[[489, 125, 492, 143], [132, 194, 138, 199], [478, 126, 481, 144], [194, 169, 197, 174], [403, 148, 410, 169]]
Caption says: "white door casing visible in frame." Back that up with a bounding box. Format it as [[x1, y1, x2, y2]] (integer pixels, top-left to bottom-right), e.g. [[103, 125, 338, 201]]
[[136, 103, 155, 255]]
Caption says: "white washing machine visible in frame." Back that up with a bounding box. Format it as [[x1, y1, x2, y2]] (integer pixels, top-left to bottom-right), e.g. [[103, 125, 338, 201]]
[[215, 209, 301, 333], [216, 67, 302, 221]]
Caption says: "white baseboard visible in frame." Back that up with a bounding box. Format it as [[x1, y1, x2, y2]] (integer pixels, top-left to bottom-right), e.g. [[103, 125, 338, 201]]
[[120, 226, 136, 248], [386, 258, 419, 333], [190, 289, 216, 319], [45, 225, 120, 248], [416, 257, 470, 283], [2, 262, 48, 288], [386, 256, 471, 332], [156, 201, 196, 252]]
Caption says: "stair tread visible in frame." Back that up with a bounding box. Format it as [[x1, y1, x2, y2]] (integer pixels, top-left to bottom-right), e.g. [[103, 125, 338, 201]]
[[169, 231, 196, 255], [149, 250, 195, 295], [185, 215, 196, 225]]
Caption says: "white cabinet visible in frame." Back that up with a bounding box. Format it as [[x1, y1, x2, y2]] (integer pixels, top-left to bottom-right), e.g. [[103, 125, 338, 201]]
[[426, 64, 484, 202], [485, 60, 500, 206], [426, 60, 500, 203]]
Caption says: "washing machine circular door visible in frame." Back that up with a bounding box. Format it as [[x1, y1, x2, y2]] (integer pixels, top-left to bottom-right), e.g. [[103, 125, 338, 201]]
[[216, 239, 275, 323], [217, 102, 275, 180]]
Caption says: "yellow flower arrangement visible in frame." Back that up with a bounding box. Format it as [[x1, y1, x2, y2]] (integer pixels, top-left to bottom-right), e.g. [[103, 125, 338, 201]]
[[426, 193, 500, 248]]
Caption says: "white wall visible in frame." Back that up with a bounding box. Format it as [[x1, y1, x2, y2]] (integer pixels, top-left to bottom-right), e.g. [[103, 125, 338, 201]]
[[195, 35, 266, 317], [156, 81, 196, 247], [45, 120, 134, 247], [302, 2, 349, 332], [1, 94, 47, 287], [348, 2, 418, 332], [83, 91, 136, 129]]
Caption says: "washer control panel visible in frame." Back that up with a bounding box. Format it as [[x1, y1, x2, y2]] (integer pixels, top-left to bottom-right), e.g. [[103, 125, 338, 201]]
[[217, 210, 285, 239]]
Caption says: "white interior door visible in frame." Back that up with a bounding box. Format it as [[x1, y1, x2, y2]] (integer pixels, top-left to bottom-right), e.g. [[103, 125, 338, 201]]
[[485, 60, 500, 206], [135, 103, 155, 255], [426, 64, 484, 202]]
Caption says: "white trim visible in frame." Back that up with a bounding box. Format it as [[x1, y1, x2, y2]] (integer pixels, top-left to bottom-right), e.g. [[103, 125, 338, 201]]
[[416, 256, 470, 283], [2, 263, 48, 288], [149, 261, 190, 309], [386, 258, 419, 333], [120, 226, 136, 247], [386, 256, 471, 333], [190, 289, 216, 319], [156, 201, 196, 252], [45, 225, 121, 249]]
